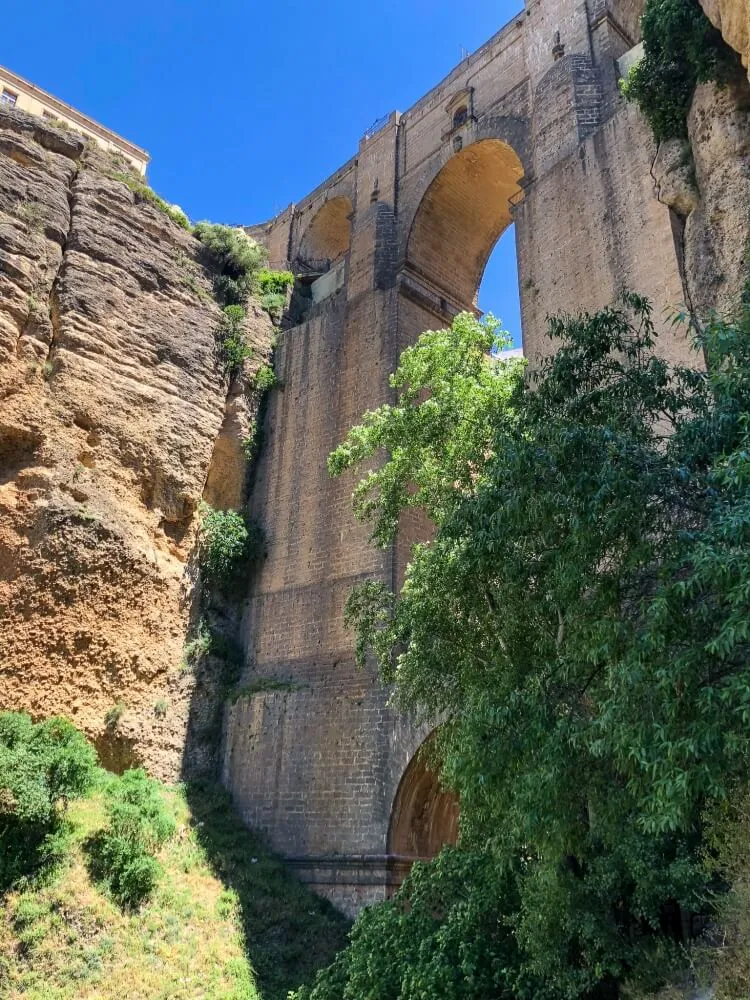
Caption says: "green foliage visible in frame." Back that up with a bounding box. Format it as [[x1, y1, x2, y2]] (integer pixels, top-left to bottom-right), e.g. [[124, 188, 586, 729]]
[[198, 503, 265, 586], [291, 849, 527, 1000], [193, 222, 267, 306], [217, 304, 253, 374], [260, 291, 287, 322], [85, 769, 175, 909], [621, 0, 737, 141], [110, 172, 190, 229], [329, 310, 523, 547], [230, 679, 300, 702], [697, 789, 750, 998], [256, 269, 294, 323], [242, 421, 259, 464], [252, 363, 278, 392], [153, 699, 169, 718], [104, 702, 126, 729], [0, 712, 97, 891], [320, 299, 750, 997], [181, 618, 213, 671], [257, 268, 294, 295]]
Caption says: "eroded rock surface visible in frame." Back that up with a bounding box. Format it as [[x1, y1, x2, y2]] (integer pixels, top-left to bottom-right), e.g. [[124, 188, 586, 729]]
[[652, 74, 750, 320], [0, 106, 273, 779], [701, 0, 750, 75]]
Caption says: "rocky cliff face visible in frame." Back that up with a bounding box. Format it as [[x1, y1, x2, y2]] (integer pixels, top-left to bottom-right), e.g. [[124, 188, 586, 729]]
[[701, 0, 750, 75], [0, 106, 273, 779], [652, 71, 750, 321]]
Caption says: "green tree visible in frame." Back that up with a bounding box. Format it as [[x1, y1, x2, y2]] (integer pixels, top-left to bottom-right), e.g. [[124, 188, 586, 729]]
[[0, 713, 98, 890], [305, 298, 750, 997]]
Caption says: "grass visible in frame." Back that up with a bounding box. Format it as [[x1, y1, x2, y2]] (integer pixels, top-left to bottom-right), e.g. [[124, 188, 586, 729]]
[[0, 782, 349, 1000]]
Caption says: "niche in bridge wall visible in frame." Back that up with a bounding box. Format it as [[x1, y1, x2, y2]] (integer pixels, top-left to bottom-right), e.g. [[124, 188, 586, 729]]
[[405, 138, 524, 344]]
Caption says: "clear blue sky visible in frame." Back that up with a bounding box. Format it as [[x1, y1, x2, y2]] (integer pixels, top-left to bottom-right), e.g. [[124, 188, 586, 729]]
[[3, 0, 523, 344]]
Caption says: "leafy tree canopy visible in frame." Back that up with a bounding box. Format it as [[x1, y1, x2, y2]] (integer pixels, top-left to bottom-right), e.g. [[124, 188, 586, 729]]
[[305, 297, 750, 998]]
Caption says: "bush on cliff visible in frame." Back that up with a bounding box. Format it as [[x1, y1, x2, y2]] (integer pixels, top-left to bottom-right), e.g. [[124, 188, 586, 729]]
[[0, 712, 97, 891], [622, 0, 737, 140], [194, 222, 268, 306], [300, 299, 750, 998], [198, 502, 266, 587]]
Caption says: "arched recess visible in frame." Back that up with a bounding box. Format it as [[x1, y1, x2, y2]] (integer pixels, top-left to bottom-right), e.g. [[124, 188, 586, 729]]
[[298, 196, 353, 267], [405, 138, 525, 311], [387, 735, 459, 862]]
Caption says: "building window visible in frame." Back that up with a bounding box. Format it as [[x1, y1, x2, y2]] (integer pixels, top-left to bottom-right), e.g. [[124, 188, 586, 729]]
[[453, 105, 468, 129], [1, 89, 18, 107]]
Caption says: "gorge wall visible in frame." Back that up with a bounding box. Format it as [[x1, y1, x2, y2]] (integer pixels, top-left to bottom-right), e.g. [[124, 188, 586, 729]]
[[1, 0, 750, 920], [0, 105, 273, 780]]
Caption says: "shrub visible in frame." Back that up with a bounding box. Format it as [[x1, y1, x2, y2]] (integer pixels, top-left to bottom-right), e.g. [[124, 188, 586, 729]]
[[217, 305, 253, 374], [193, 222, 267, 306], [198, 503, 265, 585], [291, 849, 527, 1000], [621, 0, 737, 141], [181, 618, 213, 671], [85, 769, 175, 909], [260, 291, 287, 322], [104, 702, 126, 729], [252, 363, 277, 393], [257, 268, 295, 296], [0, 712, 97, 891], [110, 172, 190, 230]]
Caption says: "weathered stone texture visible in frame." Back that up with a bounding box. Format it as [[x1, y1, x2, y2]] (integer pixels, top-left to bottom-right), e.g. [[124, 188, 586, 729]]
[[701, 0, 750, 73], [0, 105, 273, 779]]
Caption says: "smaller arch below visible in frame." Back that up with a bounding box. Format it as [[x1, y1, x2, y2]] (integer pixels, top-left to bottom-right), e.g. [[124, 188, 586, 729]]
[[297, 196, 353, 270], [388, 736, 459, 861]]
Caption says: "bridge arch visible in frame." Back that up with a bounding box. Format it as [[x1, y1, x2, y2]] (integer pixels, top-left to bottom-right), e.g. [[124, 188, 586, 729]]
[[297, 195, 353, 268], [387, 733, 459, 867], [403, 125, 527, 313]]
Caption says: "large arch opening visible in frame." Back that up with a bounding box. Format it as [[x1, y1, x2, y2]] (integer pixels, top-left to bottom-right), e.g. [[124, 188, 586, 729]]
[[387, 736, 459, 893], [405, 138, 524, 317], [298, 196, 352, 268]]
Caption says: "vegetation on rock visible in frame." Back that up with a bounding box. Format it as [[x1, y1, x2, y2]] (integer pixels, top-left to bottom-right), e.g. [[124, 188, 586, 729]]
[[110, 171, 191, 229], [302, 298, 750, 998], [194, 222, 268, 307], [198, 502, 266, 587], [622, 0, 737, 140]]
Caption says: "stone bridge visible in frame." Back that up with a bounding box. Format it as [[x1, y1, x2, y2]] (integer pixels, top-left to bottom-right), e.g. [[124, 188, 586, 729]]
[[223, 0, 693, 914]]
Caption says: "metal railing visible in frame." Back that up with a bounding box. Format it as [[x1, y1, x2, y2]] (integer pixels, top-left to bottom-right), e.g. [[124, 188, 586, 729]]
[[362, 113, 390, 140]]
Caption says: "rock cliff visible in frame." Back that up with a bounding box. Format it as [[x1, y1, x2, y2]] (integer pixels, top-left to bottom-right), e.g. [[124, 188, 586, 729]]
[[652, 70, 750, 321], [701, 0, 750, 76], [0, 105, 273, 779]]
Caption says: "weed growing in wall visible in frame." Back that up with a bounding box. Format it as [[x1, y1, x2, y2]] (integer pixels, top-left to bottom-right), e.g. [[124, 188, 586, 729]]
[[621, 0, 738, 140]]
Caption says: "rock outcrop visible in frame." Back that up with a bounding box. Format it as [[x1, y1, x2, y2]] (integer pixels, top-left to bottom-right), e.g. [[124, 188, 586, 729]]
[[651, 72, 750, 320], [701, 0, 750, 76], [0, 105, 273, 779]]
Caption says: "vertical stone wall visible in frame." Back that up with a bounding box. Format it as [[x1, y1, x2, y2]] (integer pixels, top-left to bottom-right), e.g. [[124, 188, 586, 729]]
[[227, 0, 701, 915]]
